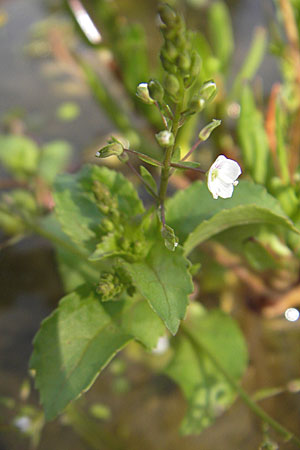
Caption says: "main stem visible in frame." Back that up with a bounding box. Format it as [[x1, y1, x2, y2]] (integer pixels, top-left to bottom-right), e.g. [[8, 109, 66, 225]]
[[182, 325, 300, 447], [158, 98, 183, 224]]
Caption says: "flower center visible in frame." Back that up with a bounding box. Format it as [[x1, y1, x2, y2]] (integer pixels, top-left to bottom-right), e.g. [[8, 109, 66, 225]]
[[211, 168, 219, 181]]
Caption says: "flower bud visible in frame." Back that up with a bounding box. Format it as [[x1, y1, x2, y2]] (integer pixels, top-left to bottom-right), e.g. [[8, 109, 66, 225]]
[[158, 3, 177, 27], [188, 96, 206, 113], [199, 119, 221, 141], [148, 79, 165, 103], [189, 51, 202, 79], [155, 130, 175, 147], [164, 74, 180, 97], [136, 82, 154, 105], [95, 142, 123, 159], [163, 41, 178, 62], [199, 80, 217, 103], [177, 52, 191, 72]]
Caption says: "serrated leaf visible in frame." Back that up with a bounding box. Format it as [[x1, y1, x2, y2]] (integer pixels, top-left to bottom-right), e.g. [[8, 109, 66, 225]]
[[165, 305, 248, 435], [122, 241, 193, 335], [30, 286, 165, 420], [53, 165, 144, 253], [166, 180, 298, 254], [140, 166, 157, 195]]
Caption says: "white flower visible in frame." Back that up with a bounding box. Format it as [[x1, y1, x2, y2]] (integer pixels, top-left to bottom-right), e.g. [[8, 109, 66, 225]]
[[14, 416, 31, 432], [152, 335, 169, 355], [207, 155, 242, 199]]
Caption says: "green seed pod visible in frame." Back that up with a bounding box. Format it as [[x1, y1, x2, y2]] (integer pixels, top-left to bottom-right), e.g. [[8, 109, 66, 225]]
[[158, 3, 177, 27], [148, 79, 165, 102], [198, 119, 221, 141], [164, 73, 180, 97]]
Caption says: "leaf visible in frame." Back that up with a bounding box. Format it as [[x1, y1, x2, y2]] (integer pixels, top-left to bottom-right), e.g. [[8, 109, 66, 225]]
[[30, 286, 165, 420], [38, 140, 72, 184], [184, 204, 299, 255], [238, 84, 270, 184], [174, 161, 202, 169], [0, 134, 39, 179], [166, 180, 298, 253], [140, 166, 157, 195], [165, 305, 248, 435], [208, 1, 234, 72], [232, 27, 267, 97], [53, 165, 144, 253], [122, 241, 193, 335]]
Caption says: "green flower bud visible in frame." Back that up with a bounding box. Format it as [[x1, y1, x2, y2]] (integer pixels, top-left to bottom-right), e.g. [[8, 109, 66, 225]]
[[164, 41, 178, 62], [188, 96, 206, 113], [136, 82, 154, 105], [189, 51, 202, 79], [198, 119, 221, 141], [155, 130, 175, 147], [160, 51, 175, 73], [95, 142, 123, 159], [148, 79, 165, 103], [96, 272, 123, 302], [164, 74, 180, 97], [177, 52, 191, 72], [158, 3, 177, 27], [199, 80, 217, 103]]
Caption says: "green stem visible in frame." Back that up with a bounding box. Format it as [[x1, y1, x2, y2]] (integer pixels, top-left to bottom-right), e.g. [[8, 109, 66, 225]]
[[182, 324, 300, 447], [158, 96, 184, 222]]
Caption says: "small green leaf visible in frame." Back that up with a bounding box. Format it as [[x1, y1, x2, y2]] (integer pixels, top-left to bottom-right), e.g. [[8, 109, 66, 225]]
[[122, 241, 193, 335], [30, 286, 165, 420], [140, 166, 157, 195], [165, 305, 248, 435], [174, 161, 202, 169], [0, 134, 39, 179]]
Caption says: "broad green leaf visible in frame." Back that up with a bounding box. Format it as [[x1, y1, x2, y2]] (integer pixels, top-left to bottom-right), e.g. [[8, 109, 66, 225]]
[[184, 204, 299, 255], [165, 305, 248, 435], [38, 140, 72, 184], [122, 241, 193, 335], [30, 286, 165, 420], [0, 134, 39, 179], [166, 180, 298, 253], [53, 165, 144, 253]]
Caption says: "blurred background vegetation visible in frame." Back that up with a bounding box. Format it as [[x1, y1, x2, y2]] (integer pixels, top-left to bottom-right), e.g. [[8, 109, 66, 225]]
[[0, 0, 300, 449]]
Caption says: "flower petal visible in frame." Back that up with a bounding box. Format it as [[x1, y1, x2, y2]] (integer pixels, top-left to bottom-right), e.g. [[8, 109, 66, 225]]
[[219, 158, 242, 181]]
